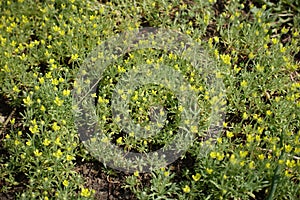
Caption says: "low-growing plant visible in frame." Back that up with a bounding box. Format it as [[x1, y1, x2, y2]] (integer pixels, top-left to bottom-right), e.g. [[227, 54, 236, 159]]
[[0, 0, 299, 199]]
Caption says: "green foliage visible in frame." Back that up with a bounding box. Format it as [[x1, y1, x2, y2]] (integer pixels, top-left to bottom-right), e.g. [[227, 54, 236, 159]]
[[0, 0, 299, 199]]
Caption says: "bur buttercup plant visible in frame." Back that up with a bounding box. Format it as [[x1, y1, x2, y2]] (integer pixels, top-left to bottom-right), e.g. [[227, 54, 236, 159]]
[[0, 0, 299, 199]]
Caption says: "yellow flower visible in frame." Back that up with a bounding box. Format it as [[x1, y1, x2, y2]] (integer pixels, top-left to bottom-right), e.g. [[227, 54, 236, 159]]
[[255, 64, 264, 72], [59, 30, 65, 36], [192, 173, 201, 182], [182, 185, 190, 193], [284, 144, 292, 153], [52, 122, 60, 131], [217, 152, 225, 161], [281, 27, 289, 34], [266, 110, 272, 116], [29, 125, 39, 134], [46, 72, 52, 79], [210, 151, 217, 159], [248, 52, 255, 59], [20, 154, 26, 159], [118, 66, 126, 73], [48, 58, 55, 65], [23, 96, 33, 106], [116, 137, 123, 145], [278, 159, 285, 165], [54, 97, 64, 106], [258, 154, 264, 160], [233, 65, 241, 73], [40, 105, 46, 112], [66, 155, 75, 161], [240, 80, 248, 87], [293, 31, 299, 37], [13, 85, 20, 93], [34, 149, 42, 157], [43, 139, 51, 146], [226, 131, 234, 138], [295, 147, 300, 154], [240, 161, 245, 166], [26, 140, 31, 146], [129, 132, 134, 137], [214, 49, 219, 58], [285, 170, 293, 178], [63, 180, 69, 187], [247, 134, 254, 143], [254, 135, 260, 143], [178, 105, 184, 112], [55, 137, 62, 146], [286, 160, 296, 168], [14, 139, 20, 146], [249, 161, 255, 169], [52, 25, 61, 32], [60, 89, 70, 97], [164, 171, 170, 177], [213, 36, 219, 43], [39, 77, 45, 84], [239, 151, 248, 158], [230, 154, 237, 164], [53, 149, 63, 159], [191, 125, 198, 133], [206, 168, 213, 174], [80, 188, 91, 197], [280, 45, 286, 53], [168, 53, 177, 60], [220, 54, 231, 65], [204, 13, 210, 25], [71, 53, 79, 62], [134, 170, 139, 177], [2, 64, 10, 72], [257, 126, 264, 134], [271, 38, 278, 45], [242, 112, 248, 120], [51, 79, 59, 85]]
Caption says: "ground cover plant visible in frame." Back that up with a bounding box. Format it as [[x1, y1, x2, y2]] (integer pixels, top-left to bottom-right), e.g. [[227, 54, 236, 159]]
[[0, 0, 299, 199]]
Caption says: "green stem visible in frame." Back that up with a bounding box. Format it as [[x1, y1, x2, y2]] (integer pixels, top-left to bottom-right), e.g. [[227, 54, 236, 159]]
[[265, 133, 284, 200]]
